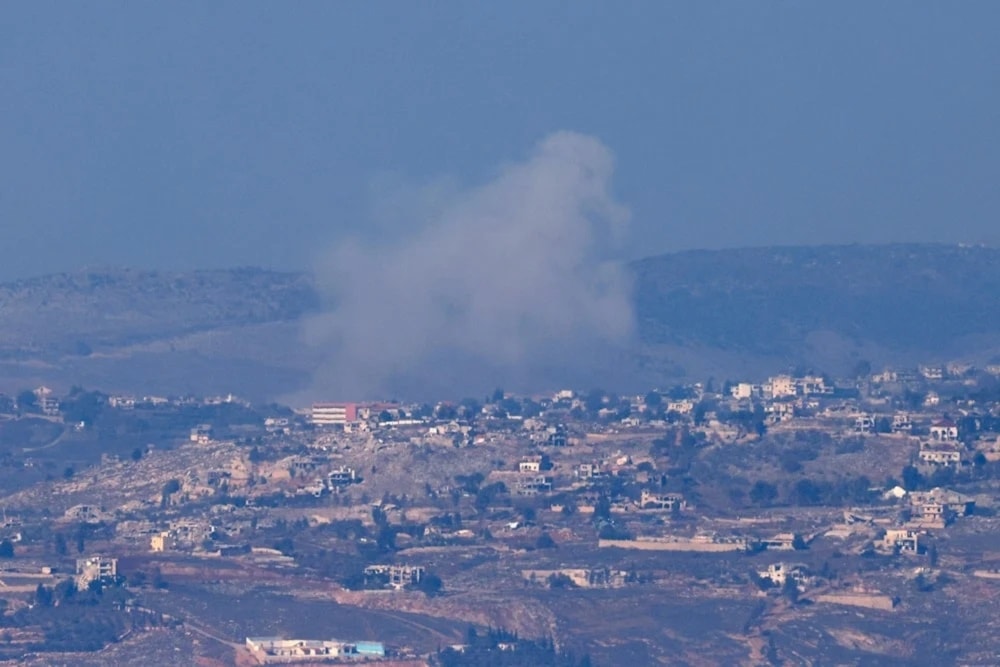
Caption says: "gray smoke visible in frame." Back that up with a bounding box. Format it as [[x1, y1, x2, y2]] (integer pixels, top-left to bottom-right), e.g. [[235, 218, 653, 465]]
[[304, 131, 635, 399]]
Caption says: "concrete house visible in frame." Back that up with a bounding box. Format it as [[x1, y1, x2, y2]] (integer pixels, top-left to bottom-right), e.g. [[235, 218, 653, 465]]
[[929, 419, 959, 442]]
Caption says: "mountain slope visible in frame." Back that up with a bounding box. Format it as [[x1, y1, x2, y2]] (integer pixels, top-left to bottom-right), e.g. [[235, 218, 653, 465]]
[[0, 267, 319, 359], [631, 243, 1000, 377], [1, 244, 998, 399]]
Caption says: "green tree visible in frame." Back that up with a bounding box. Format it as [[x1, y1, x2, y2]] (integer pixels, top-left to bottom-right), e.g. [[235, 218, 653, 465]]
[[35, 583, 53, 607], [273, 537, 295, 556], [593, 495, 612, 521], [901, 465, 924, 490], [749, 481, 778, 506], [781, 576, 799, 603], [376, 524, 396, 552], [535, 533, 557, 549], [161, 478, 181, 507], [53, 579, 77, 604], [417, 573, 443, 597], [459, 398, 481, 417], [127, 569, 147, 587], [61, 390, 105, 425], [16, 390, 37, 413], [791, 479, 822, 505], [584, 389, 607, 413]]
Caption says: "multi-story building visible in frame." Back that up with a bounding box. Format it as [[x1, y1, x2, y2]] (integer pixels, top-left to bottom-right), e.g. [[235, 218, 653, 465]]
[[76, 556, 118, 587], [919, 442, 962, 467], [310, 403, 357, 426], [767, 375, 798, 398], [516, 475, 553, 496], [929, 419, 959, 442], [518, 457, 542, 473]]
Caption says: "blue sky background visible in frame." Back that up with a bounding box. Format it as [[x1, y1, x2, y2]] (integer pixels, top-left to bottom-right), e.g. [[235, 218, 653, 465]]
[[2, 2, 999, 281]]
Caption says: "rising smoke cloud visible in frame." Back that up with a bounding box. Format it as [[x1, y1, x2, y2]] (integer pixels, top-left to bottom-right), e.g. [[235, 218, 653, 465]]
[[304, 131, 635, 399]]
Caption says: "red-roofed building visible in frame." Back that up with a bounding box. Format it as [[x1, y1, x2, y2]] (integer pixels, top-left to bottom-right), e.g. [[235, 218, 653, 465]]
[[311, 403, 358, 426], [930, 418, 959, 442]]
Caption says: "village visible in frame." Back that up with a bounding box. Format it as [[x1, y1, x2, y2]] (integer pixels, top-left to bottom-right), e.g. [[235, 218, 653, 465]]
[[1, 360, 1000, 664]]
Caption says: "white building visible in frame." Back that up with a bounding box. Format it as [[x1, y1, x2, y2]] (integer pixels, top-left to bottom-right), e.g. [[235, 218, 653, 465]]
[[310, 403, 357, 426], [246, 637, 385, 662], [879, 529, 919, 553], [76, 556, 118, 587], [767, 375, 798, 398], [929, 419, 959, 442], [519, 458, 542, 473], [799, 375, 831, 395], [757, 562, 807, 587], [919, 442, 962, 467], [666, 400, 694, 415]]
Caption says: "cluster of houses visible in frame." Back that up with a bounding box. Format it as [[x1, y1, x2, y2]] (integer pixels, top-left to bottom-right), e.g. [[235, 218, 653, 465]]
[[245, 637, 385, 664], [5, 359, 1000, 641]]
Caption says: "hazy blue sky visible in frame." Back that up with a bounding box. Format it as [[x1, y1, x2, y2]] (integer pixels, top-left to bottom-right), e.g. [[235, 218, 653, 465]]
[[2, 2, 999, 281]]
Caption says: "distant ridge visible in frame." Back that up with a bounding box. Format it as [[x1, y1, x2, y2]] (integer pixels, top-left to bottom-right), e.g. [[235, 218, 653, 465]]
[[0, 267, 319, 358], [0, 244, 998, 399], [630, 243, 1000, 378]]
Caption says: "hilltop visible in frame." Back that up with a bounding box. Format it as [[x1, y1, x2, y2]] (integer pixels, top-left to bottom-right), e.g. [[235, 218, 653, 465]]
[[1, 244, 998, 398], [0, 267, 320, 399], [631, 243, 1000, 381]]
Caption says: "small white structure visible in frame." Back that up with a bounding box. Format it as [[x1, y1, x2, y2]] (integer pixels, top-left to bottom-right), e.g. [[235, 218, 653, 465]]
[[879, 529, 919, 553], [76, 556, 118, 587]]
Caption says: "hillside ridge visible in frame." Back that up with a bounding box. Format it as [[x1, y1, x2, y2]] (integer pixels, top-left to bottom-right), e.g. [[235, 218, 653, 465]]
[[1, 243, 997, 398]]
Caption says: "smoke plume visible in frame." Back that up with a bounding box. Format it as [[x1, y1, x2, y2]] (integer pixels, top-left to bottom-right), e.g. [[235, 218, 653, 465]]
[[304, 131, 635, 399]]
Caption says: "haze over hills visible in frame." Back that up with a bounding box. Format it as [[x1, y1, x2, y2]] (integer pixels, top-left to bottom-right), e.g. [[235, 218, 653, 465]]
[[1, 243, 998, 401], [0, 268, 320, 400], [632, 243, 1000, 381]]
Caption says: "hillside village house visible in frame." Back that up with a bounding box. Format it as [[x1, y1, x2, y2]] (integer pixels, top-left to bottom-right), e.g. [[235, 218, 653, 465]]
[[767, 375, 798, 398], [758, 562, 809, 588], [892, 412, 914, 433], [75, 556, 118, 587], [929, 419, 960, 442], [879, 529, 920, 553], [919, 442, 963, 467], [518, 456, 543, 473], [909, 488, 976, 517], [640, 490, 685, 511]]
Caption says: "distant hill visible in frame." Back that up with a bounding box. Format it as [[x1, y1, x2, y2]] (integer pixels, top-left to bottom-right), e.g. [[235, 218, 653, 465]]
[[0, 267, 318, 358], [0, 244, 998, 400], [0, 268, 320, 400], [630, 243, 1000, 380]]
